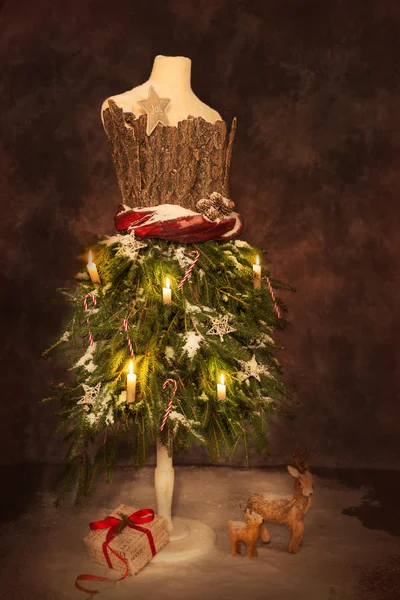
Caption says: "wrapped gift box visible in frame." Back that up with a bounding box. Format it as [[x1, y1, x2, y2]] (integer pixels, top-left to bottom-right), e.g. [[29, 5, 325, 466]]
[[84, 504, 169, 575]]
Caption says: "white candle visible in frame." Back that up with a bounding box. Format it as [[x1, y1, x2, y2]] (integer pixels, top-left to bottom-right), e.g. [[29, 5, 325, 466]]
[[126, 359, 137, 404], [163, 277, 172, 305], [217, 373, 226, 401], [87, 250, 101, 285], [253, 255, 261, 289]]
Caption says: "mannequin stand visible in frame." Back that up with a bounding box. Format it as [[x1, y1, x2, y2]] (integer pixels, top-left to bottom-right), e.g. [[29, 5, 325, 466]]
[[152, 441, 215, 563]]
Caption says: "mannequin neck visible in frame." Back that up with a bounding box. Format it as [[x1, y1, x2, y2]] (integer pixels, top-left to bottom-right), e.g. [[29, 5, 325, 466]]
[[149, 55, 192, 92]]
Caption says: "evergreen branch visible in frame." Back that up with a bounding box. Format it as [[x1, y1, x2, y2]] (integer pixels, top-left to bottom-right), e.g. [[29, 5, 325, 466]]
[[228, 435, 241, 461], [213, 415, 231, 451], [243, 429, 249, 467], [215, 288, 249, 306], [210, 414, 221, 459], [44, 237, 294, 500]]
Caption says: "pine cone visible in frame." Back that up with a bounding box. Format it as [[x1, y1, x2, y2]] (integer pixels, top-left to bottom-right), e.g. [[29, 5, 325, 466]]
[[209, 192, 224, 205], [196, 198, 213, 213], [220, 199, 235, 215], [196, 193, 235, 221], [203, 206, 221, 221]]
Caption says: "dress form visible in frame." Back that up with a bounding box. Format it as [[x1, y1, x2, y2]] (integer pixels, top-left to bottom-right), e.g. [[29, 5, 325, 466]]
[[102, 55, 221, 125], [102, 56, 217, 558], [101, 54, 241, 242]]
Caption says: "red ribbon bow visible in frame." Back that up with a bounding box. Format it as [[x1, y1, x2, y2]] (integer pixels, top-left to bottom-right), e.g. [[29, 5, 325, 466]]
[[75, 508, 155, 595]]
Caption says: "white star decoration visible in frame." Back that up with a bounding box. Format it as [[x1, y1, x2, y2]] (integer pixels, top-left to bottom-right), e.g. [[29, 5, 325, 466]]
[[237, 354, 270, 382], [115, 233, 147, 260], [206, 314, 237, 342], [77, 382, 102, 407]]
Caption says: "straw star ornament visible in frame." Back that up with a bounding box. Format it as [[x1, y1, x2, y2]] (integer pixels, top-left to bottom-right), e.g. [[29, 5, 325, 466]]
[[77, 382, 102, 407], [207, 315, 237, 342]]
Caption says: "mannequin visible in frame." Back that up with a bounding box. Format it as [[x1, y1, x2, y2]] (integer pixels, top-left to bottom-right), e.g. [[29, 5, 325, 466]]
[[101, 55, 221, 125], [101, 57, 218, 555]]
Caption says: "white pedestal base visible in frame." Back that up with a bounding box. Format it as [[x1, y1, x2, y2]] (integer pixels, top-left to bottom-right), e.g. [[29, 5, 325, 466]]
[[151, 517, 216, 563], [167, 517, 190, 542]]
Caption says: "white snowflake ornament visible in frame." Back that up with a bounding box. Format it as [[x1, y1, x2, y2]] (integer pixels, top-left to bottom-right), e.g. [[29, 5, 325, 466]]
[[237, 354, 271, 382], [115, 233, 147, 260], [207, 314, 237, 342]]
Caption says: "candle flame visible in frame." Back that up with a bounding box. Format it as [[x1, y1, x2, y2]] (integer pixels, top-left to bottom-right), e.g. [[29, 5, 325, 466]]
[[129, 359, 134, 375], [220, 373, 225, 385], [88, 250, 93, 265], [165, 277, 170, 289], [256, 255, 260, 266]]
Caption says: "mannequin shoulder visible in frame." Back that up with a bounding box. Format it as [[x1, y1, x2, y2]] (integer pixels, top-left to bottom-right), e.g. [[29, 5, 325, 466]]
[[101, 84, 148, 119], [101, 85, 224, 126], [189, 94, 222, 124], [206, 106, 223, 124]]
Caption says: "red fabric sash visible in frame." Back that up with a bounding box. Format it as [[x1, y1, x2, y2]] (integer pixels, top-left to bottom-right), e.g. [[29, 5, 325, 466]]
[[75, 508, 155, 595], [114, 204, 244, 243]]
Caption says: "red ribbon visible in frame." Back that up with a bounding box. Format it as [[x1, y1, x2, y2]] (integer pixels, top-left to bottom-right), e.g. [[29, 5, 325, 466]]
[[75, 508, 155, 595]]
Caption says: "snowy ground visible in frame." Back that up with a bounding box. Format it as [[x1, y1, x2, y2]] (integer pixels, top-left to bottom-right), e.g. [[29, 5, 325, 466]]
[[1, 466, 399, 600]]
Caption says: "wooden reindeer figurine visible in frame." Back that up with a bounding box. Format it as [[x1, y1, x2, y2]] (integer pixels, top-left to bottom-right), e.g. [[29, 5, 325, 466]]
[[227, 509, 263, 559], [246, 445, 314, 554]]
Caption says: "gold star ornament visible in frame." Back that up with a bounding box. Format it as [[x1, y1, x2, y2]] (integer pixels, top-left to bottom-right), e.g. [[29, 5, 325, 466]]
[[138, 86, 170, 136]]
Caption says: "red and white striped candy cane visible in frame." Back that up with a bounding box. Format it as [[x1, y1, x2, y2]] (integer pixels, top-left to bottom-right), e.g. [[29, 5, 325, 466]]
[[177, 250, 200, 291], [84, 293, 97, 346], [160, 379, 178, 431], [264, 276, 281, 319], [123, 318, 135, 359]]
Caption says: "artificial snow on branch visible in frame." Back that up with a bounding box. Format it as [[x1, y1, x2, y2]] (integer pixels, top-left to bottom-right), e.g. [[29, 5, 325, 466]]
[[73, 343, 98, 373], [168, 411, 205, 442]]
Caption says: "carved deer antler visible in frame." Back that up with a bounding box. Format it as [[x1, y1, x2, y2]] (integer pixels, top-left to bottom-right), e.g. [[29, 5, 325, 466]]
[[291, 444, 309, 473]]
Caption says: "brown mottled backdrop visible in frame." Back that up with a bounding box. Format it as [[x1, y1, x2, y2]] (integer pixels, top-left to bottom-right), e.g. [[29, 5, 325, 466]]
[[1, 0, 399, 470]]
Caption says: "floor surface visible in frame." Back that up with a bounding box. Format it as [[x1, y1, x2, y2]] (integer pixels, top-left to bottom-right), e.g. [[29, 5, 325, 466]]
[[0, 465, 399, 599]]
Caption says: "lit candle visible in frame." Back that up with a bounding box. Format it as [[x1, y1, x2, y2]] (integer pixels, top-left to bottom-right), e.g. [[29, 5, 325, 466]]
[[217, 373, 226, 401], [163, 277, 172, 305], [253, 255, 261, 289], [126, 359, 137, 404], [87, 250, 101, 285]]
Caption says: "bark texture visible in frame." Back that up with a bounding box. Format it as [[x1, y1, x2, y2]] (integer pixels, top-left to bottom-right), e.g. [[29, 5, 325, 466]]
[[103, 99, 237, 210]]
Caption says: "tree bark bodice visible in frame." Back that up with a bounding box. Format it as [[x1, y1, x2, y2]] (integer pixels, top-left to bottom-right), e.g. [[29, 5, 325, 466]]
[[103, 100, 237, 211]]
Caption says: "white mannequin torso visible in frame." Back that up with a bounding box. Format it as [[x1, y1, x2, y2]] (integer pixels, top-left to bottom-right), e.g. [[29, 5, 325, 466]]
[[101, 55, 222, 126]]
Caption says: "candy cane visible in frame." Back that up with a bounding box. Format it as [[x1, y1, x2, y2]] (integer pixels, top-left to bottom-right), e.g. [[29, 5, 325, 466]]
[[123, 318, 135, 359], [264, 276, 281, 319], [84, 293, 97, 346], [178, 250, 200, 291], [160, 379, 178, 431]]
